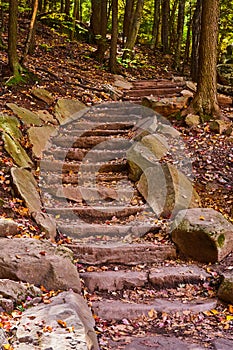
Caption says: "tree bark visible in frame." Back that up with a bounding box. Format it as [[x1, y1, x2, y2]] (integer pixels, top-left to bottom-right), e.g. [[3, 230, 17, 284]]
[[174, 0, 185, 70], [191, 0, 220, 117], [123, 0, 134, 46], [109, 0, 118, 73], [8, 0, 23, 76], [161, 0, 170, 53], [191, 0, 202, 82], [122, 0, 144, 60], [93, 0, 108, 62], [151, 0, 160, 50], [21, 0, 38, 63]]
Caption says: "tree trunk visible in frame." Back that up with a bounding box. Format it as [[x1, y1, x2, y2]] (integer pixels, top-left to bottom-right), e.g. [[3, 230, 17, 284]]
[[8, 0, 23, 76], [21, 0, 38, 63], [93, 0, 108, 62], [70, 0, 79, 40], [65, 0, 70, 17], [174, 0, 185, 70], [191, 0, 220, 117], [191, 0, 202, 82], [109, 0, 118, 73], [123, 0, 134, 46], [122, 0, 144, 60], [169, 0, 178, 52], [161, 0, 170, 53], [182, 11, 192, 73], [151, 0, 160, 50]]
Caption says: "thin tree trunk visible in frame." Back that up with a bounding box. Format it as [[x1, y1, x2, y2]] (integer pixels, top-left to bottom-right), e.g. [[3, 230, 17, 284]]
[[94, 0, 108, 62], [8, 0, 23, 76], [190, 0, 220, 117], [122, 0, 144, 60], [191, 0, 202, 82], [21, 0, 38, 63], [161, 0, 170, 53], [109, 0, 118, 73], [123, 0, 134, 46], [169, 0, 178, 52], [151, 0, 160, 50], [70, 0, 79, 40], [174, 0, 185, 70], [182, 11, 192, 73]]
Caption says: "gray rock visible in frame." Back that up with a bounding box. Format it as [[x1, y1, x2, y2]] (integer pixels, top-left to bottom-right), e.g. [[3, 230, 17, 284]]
[[54, 98, 87, 125], [149, 265, 210, 288], [3, 133, 33, 168], [12, 291, 99, 350], [0, 238, 81, 292], [217, 272, 233, 304], [157, 122, 181, 138], [171, 208, 233, 262], [113, 75, 133, 90], [217, 64, 233, 86], [212, 338, 233, 350], [0, 217, 19, 237], [7, 103, 43, 126], [11, 167, 41, 213], [209, 120, 232, 135], [92, 298, 217, 320], [142, 96, 190, 117], [36, 110, 59, 125], [185, 114, 200, 127], [0, 279, 41, 303], [141, 134, 169, 159], [0, 328, 7, 347], [127, 142, 160, 181], [132, 115, 158, 141], [186, 81, 197, 92], [27, 125, 57, 158], [0, 113, 22, 139], [81, 270, 148, 292], [32, 211, 57, 240], [137, 164, 200, 218], [0, 298, 14, 312], [31, 88, 55, 105], [117, 336, 205, 350]]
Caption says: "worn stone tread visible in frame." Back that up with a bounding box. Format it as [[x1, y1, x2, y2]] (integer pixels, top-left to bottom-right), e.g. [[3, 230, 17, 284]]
[[91, 298, 217, 320], [66, 242, 177, 265]]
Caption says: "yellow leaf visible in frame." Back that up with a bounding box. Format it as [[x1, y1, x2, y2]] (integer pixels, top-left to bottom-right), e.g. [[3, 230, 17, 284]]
[[57, 319, 67, 328], [211, 309, 219, 315], [199, 216, 205, 220], [3, 345, 14, 350], [228, 305, 233, 314], [148, 308, 157, 318], [226, 315, 233, 321]]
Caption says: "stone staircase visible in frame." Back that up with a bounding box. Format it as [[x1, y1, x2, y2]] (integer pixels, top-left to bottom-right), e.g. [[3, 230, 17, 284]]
[[39, 101, 227, 349]]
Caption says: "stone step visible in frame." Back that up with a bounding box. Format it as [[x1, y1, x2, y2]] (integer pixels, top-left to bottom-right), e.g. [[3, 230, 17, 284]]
[[64, 120, 135, 131], [43, 147, 127, 161], [65, 242, 177, 265], [91, 298, 217, 321], [42, 184, 135, 203], [126, 87, 183, 98], [51, 135, 131, 149], [131, 80, 185, 89], [45, 205, 147, 219], [80, 265, 210, 293], [40, 158, 128, 173], [57, 221, 157, 238], [40, 172, 129, 185], [57, 128, 130, 137], [79, 114, 142, 123]]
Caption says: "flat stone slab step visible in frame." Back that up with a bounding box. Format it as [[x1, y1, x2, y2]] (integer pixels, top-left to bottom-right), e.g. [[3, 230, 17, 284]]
[[58, 128, 130, 137], [91, 298, 217, 320], [43, 148, 127, 161], [109, 335, 206, 350], [40, 159, 127, 173], [65, 243, 177, 265], [65, 121, 135, 131], [42, 184, 135, 202], [80, 265, 210, 293], [45, 205, 147, 219], [51, 136, 131, 149], [40, 172, 129, 185], [58, 221, 157, 239]]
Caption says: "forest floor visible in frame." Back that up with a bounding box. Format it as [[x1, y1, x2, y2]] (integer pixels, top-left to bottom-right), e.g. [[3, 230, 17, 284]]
[[0, 21, 233, 348]]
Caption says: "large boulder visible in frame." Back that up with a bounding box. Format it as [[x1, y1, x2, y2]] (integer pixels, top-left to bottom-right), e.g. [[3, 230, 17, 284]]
[[127, 142, 161, 181], [27, 125, 57, 158], [0, 238, 81, 292], [0, 217, 20, 237], [0, 114, 22, 139], [54, 98, 87, 125], [6, 103, 43, 126], [141, 134, 169, 159], [12, 291, 99, 350], [217, 64, 233, 86], [142, 96, 190, 117], [217, 273, 233, 304], [171, 208, 233, 262], [3, 133, 33, 168], [137, 164, 200, 218]]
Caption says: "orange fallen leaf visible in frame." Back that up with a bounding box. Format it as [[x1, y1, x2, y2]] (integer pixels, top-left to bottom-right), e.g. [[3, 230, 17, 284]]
[[229, 304, 233, 314], [57, 319, 67, 328]]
